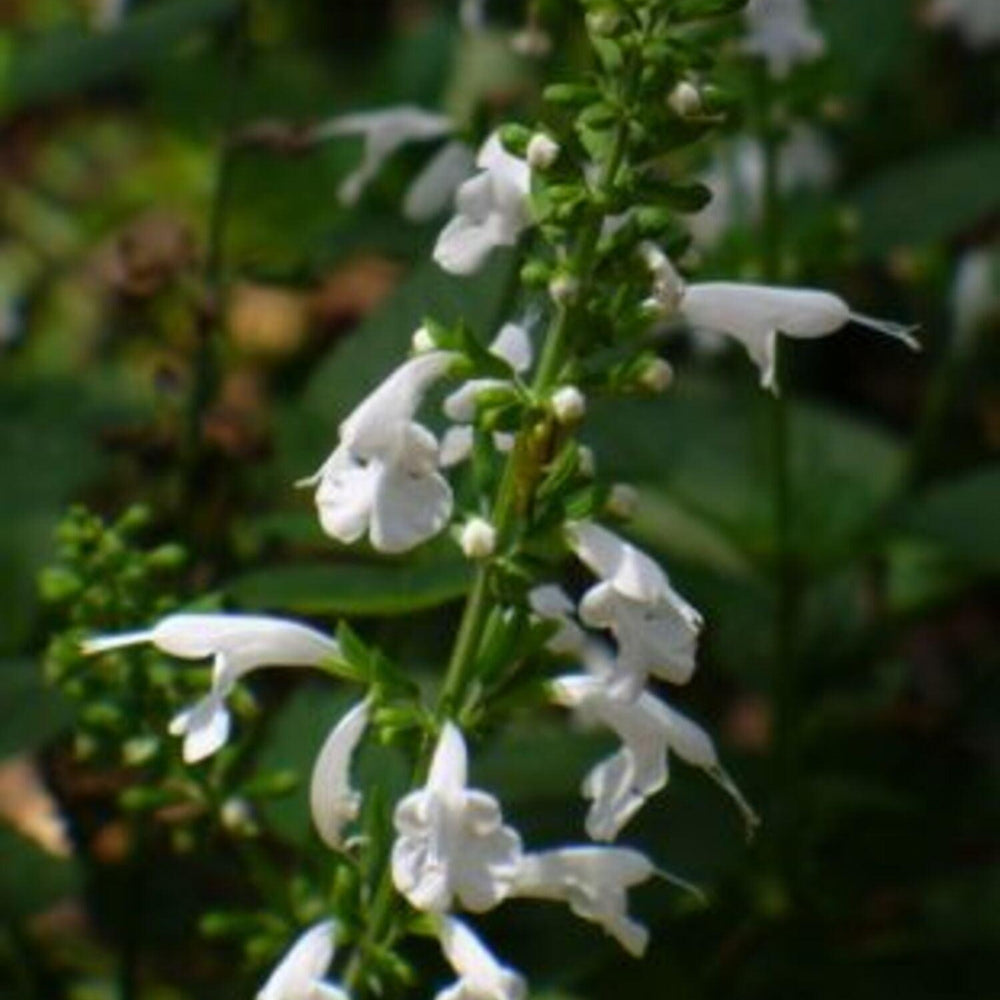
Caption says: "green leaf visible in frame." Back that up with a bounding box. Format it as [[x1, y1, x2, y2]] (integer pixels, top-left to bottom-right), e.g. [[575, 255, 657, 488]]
[[5, 0, 240, 111], [899, 466, 1000, 572], [225, 556, 472, 617], [852, 139, 1000, 257]]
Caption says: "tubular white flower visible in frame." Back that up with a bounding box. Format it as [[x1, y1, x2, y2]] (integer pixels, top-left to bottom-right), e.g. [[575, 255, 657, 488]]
[[300, 352, 459, 554], [742, 0, 825, 78], [528, 585, 587, 657], [552, 675, 759, 842], [392, 723, 522, 913], [317, 107, 455, 207], [679, 283, 920, 392], [640, 243, 685, 314], [434, 133, 532, 275], [310, 700, 371, 850], [567, 521, 703, 699], [82, 614, 339, 764], [257, 921, 347, 1000], [434, 916, 527, 1000], [512, 847, 654, 957]]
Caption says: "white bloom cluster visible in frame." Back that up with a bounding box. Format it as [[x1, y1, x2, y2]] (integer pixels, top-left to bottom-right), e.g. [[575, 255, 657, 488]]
[[528, 522, 758, 844]]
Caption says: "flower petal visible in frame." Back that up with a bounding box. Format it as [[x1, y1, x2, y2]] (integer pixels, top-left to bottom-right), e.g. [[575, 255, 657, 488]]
[[310, 700, 371, 849], [405, 141, 476, 222], [257, 921, 337, 1000]]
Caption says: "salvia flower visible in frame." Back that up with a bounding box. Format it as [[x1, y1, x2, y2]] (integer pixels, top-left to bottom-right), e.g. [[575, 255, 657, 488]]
[[434, 133, 532, 275], [679, 282, 920, 392], [392, 723, 522, 913], [567, 521, 703, 700], [310, 700, 371, 850], [742, 0, 825, 78], [299, 351, 459, 554], [257, 921, 347, 1000], [552, 675, 759, 842], [318, 107, 474, 221], [512, 847, 654, 957], [82, 614, 339, 763], [434, 916, 526, 1000]]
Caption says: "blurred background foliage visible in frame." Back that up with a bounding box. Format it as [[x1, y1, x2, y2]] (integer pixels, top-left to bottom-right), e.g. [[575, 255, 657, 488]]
[[0, 0, 998, 998]]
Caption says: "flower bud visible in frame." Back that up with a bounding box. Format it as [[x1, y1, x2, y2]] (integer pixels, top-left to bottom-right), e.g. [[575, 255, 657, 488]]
[[640, 241, 685, 313], [551, 385, 586, 424], [549, 273, 581, 307], [460, 517, 497, 560], [527, 133, 560, 171], [412, 325, 436, 353], [220, 797, 258, 836], [607, 483, 639, 520], [668, 81, 702, 117], [639, 357, 674, 393]]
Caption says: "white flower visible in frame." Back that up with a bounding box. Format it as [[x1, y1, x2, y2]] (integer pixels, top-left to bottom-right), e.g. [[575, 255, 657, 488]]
[[679, 282, 920, 392], [434, 917, 526, 1000], [257, 921, 347, 1000], [512, 847, 654, 957], [460, 518, 498, 560], [552, 675, 759, 842], [434, 133, 532, 275], [927, 0, 1000, 48], [317, 107, 473, 221], [567, 521, 703, 700], [743, 0, 825, 78], [310, 700, 371, 850], [392, 723, 522, 913], [551, 386, 586, 424], [528, 585, 587, 657], [300, 352, 458, 554], [82, 614, 339, 763]]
